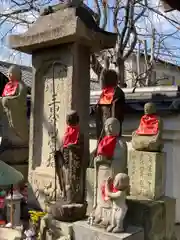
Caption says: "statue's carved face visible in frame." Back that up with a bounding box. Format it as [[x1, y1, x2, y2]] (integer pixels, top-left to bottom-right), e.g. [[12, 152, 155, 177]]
[[102, 70, 118, 88], [114, 173, 129, 190], [144, 102, 156, 115], [66, 110, 79, 126], [8, 65, 21, 82], [104, 117, 120, 136]]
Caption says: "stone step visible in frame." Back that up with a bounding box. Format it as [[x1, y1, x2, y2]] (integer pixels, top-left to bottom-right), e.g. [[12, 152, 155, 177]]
[[73, 221, 144, 240], [0, 227, 22, 240]]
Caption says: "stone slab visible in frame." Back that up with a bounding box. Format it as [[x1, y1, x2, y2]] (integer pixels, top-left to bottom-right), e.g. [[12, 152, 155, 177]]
[[0, 227, 22, 240], [9, 7, 116, 53], [128, 149, 166, 200], [73, 221, 144, 240], [40, 214, 73, 239], [126, 196, 176, 240]]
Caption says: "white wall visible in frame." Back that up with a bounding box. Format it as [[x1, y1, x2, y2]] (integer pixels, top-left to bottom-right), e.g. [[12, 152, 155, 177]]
[[124, 54, 180, 87]]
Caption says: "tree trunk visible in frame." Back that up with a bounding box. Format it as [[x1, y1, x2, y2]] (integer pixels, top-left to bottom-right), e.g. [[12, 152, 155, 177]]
[[117, 59, 125, 87]]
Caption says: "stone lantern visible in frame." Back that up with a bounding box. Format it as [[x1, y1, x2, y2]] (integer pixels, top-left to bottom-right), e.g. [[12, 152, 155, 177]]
[[6, 190, 23, 227]]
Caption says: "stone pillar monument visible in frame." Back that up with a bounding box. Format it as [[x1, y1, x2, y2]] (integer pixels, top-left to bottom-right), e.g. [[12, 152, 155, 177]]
[[128, 102, 176, 240], [8, 4, 117, 209]]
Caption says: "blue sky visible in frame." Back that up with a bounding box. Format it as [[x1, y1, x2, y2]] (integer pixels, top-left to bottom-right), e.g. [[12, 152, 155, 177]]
[[0, 0, 180, 67]]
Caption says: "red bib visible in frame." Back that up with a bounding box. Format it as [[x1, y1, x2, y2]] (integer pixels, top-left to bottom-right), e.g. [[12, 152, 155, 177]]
[[97, 135, 117, 159], [136, 114, 159, 135], [98, 87, 114, 105], [63, 125, 80, 148], [2, 81, 18, 97], [101, 181, 118, 201]]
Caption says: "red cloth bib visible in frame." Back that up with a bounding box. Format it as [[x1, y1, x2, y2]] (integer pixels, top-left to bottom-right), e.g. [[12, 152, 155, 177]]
[[98, 87, 114, 105], [101, 181, 118, 201], [136, 114, 159, 135], [97, 135, 117, 159], [2, 81, 18, 97], [63, 125, 80, 148]]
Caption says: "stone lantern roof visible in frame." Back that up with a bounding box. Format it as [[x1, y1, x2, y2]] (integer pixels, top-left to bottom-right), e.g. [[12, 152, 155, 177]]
[[8, 3, 117, 54]]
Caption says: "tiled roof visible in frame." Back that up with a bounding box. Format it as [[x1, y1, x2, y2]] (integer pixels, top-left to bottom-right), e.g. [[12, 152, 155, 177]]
[[0, 61, 32, 88]]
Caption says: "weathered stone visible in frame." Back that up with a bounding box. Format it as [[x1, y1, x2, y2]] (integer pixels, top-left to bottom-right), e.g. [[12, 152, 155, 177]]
[[86, 168, 94, 215], [0, 65, 29, 177], [91, 118, 128, 230], [128, 149, 166, 200], [40, 214, 73, 240], [9, 4, 116, 209], [8, 6, 117, 53], [73, 221, 144, 240], [131, 102, 163, 152], [0, 226, 22, 240], [126, 196, 176, 240]]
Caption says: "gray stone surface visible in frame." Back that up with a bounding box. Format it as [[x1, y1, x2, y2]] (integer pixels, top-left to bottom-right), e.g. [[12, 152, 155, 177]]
[[73, 221, 144, 240], [9, 3, 117, 210], [126, 196, 176, 240], [86, 168, 94, 215], [40, 215, 73, 239], [0, 227, 22, 240], [128, 149, 166, 200], [8, 7, 117, 53]]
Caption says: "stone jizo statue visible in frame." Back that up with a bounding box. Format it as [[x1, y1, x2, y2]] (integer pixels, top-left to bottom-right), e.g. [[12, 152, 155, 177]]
[[95, 69, 125, 139], [50, 110, 87, 222], [0, 65, 29, 164], [105, 173, 129, 233], [92, 117, 127, 227], [131, 102, 163, 152]]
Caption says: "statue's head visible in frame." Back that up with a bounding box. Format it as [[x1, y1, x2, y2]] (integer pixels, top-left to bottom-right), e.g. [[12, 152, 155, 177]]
[[144, 102, 156, 115], [113, 173, 129, 191], [102, 69, 118, 88], [104, 117, 120, 136], [66, 110, 79, 126], [8, 65, 21, 82]]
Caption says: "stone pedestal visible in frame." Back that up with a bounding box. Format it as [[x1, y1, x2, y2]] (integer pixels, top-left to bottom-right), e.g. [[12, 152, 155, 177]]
[[9, 5, 117, 209], [6, 191, 23, 226], [0, 226, 23, 240], [40, 214, 73, 240], [126, 196, 176, 240], [73, 221, 144, 240], [128, 149, 166, 200]]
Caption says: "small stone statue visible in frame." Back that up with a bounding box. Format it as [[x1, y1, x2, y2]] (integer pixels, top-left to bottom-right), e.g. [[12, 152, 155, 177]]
[[50, 110, 87, 222], [0, 65, 29, 164], [106, 173, 129, 233], [131, 102, 163, 152], [92, 117, 127, 226], [95, 69, 125, 139]]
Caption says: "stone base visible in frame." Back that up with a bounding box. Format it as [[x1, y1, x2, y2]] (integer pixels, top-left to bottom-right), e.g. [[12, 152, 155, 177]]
[[0, 227, 22, 240], [50, 202, 87, 222], [128, 150, 166, 200], [28, 167, 65, 210], [40, 214, 73, 240], [126, 196, 176, 240], [73, 221, 144, 240]]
